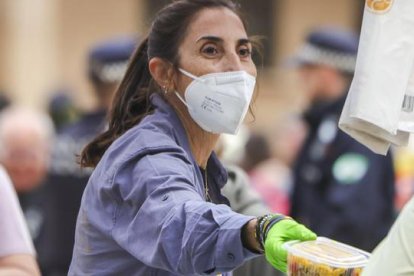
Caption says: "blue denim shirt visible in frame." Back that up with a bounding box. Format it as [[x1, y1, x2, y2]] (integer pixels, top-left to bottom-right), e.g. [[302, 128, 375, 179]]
[[69, 94, 258, 276]]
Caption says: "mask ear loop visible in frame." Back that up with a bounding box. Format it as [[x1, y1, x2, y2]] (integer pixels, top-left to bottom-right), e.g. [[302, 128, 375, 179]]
[[174, 68, 201, 110], [175, 91, 192, 110], [178, 68, 205, 82]]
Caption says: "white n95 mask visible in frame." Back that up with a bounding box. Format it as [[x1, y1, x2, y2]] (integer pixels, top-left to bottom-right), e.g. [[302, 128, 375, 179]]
[[175, 68, 256, 135]]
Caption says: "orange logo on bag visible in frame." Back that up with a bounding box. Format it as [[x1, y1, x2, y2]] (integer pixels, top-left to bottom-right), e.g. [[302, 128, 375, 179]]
[[366, 0, 393, 13]]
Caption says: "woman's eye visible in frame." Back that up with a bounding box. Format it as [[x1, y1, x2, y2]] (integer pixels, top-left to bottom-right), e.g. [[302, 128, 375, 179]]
[[201, 45, 219, 56], [238, 47, 252, 58]]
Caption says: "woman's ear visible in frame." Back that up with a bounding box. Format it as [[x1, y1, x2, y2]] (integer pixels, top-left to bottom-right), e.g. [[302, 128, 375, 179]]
[[149, 57, 173, 91]]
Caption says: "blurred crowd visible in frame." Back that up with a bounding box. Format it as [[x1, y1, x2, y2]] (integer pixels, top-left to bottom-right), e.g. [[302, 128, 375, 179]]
[[1, 6, 414, 276]]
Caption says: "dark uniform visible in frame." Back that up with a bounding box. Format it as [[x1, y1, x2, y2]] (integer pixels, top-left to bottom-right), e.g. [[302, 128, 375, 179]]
[[18, 188, 47, 250], [289, 28, 395, 252], [35, 37, 136, 275], [291, 96, 395, 252]]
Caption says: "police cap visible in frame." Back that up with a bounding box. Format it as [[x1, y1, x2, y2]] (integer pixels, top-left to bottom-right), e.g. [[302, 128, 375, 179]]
[[289, 27, 359, 73], [88, 37, 137, 84]]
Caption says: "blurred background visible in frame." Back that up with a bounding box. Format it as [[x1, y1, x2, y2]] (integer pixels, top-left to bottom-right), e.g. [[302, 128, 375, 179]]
[[2, 1, 414, 275], [0, 0, 364, 133]]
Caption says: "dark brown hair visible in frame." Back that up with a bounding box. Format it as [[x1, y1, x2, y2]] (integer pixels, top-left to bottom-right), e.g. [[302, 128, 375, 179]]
[[80, 0, 247, 168]]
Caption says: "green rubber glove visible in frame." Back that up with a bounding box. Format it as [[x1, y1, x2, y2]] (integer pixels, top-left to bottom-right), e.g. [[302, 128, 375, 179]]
[[264, 218, 317, 273]]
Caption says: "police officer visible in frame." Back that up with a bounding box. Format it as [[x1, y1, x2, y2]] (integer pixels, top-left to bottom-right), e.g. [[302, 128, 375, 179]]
[[289, 27, 395, 252], [37, 37, 137, 275]]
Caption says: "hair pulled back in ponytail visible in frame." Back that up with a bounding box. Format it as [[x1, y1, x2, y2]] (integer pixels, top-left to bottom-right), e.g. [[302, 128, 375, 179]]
[[80, 0, 243, 168]]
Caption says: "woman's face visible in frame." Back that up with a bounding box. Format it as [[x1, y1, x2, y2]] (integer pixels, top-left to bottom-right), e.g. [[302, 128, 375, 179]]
[[174, 7, 257, 94]]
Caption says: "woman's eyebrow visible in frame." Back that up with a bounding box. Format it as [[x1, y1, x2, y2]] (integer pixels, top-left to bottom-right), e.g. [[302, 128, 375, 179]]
[[196, 36, 251, 45], [237, 38, 251, 45], [196, 35, 223, 43]]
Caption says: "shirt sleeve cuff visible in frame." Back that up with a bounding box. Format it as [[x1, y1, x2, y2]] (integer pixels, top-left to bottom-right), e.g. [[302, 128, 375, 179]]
[[213, 210, 262, 271]]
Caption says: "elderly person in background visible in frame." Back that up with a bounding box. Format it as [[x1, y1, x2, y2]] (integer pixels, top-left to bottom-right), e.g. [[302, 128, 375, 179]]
[[0, 107, 54, 250], [0, 107, 54, 194], [0, 165, 41, 276]]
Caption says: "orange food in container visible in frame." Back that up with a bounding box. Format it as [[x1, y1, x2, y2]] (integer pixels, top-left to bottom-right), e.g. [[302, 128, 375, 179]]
[[285, 237, 371, 276]]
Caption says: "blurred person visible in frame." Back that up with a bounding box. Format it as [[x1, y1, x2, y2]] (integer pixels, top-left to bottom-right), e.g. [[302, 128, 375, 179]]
[[240, 132, 289, 214], [289, 27, 395, 252], [240, 132, 272, 172], [248, 116, 307, 215], [0, 165, 40, 276], [0, 107, 54, 231], [232, 122, 304, 215], [0, 106, 53, 274], [39, 37, 137, 275], [69, 1, 316, 275], [0, 106, 53, 193]]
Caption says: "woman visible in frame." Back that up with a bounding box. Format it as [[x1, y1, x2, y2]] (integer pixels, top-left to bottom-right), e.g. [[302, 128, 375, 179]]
[[69, 0, 316, 275]]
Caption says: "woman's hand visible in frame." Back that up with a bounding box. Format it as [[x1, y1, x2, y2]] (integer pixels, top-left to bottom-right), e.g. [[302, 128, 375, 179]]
[[264, 217, 316, 273]]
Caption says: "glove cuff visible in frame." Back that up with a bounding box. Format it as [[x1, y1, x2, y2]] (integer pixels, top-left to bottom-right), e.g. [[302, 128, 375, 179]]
[[255, 214, 290, 252]]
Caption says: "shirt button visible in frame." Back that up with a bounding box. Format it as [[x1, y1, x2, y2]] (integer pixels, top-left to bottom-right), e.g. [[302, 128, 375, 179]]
[[227, 253, 235, 261], [162, 194, 169, 201]]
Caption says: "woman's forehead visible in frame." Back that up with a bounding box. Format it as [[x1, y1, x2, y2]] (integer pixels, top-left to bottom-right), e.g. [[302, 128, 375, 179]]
[[185, 7, 247, 43]]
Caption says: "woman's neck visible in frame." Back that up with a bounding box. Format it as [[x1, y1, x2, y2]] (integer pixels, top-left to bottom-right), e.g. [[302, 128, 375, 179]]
[[187, 126, 219, 169], [182, 115, 219, 169], [170, 98, 219, 169]]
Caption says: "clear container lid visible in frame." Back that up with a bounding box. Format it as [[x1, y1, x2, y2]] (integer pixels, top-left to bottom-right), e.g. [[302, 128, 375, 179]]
[[285, 237, 371, 268]]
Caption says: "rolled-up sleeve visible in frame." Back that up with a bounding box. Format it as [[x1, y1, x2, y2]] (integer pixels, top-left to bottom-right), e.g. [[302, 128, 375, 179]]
[[108, 149, 257, 275]]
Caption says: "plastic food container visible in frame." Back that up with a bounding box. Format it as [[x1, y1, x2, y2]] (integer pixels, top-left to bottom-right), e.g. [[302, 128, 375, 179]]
[[285, 237, 371, 276]]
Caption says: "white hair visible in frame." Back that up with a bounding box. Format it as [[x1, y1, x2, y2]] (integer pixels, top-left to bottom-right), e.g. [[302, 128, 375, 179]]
[[0, 106, 55, 157]]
